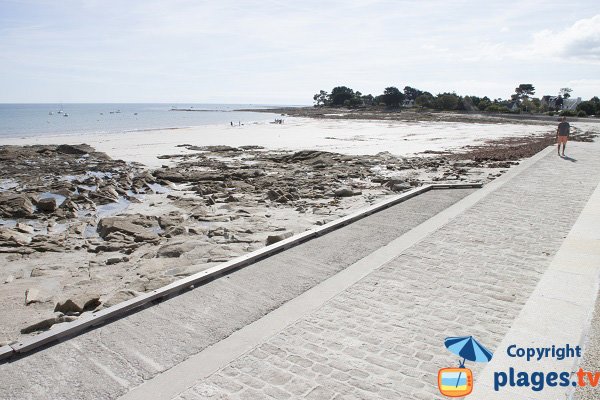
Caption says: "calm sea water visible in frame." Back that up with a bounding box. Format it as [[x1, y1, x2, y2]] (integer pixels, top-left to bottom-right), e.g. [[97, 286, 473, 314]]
[[0, 103, 283, 138]]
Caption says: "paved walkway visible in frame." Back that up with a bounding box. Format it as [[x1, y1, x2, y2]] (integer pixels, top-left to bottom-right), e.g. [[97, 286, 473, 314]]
[[139, 141, 600, 400], [1, 141, 599, 400], [0, 186, 473, 399]]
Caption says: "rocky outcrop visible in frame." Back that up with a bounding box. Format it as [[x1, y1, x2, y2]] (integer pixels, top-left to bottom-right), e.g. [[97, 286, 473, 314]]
[[20, 315, 78, 334], [0, 194, 34, 218], [54, 294, 101, 314], [56, 144, 95, 155], [97, 215, 160, 243], [266, 231, 294, 246], [37, 197, 57, 212], [157, 241, 197, 258]]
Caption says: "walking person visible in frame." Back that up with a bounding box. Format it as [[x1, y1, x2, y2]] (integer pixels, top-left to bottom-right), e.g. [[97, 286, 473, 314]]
[[556, 116, 570, 157]]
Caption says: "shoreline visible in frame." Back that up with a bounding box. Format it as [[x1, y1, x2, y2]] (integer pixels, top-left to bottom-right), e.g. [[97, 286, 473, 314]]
[[0, 116, 571, 168], [0, 115, 598, 345], [241, 106, 600, 125]]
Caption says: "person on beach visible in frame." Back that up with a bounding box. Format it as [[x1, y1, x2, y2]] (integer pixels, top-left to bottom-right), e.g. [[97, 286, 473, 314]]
[[556, 116, 570, 156]]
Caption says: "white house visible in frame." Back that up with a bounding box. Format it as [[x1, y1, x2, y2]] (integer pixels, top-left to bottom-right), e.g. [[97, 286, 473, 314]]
[[562, 97, 582, 111]]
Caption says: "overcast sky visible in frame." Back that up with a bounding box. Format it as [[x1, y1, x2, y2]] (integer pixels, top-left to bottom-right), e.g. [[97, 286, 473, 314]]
[[1, 0, 599, 104]]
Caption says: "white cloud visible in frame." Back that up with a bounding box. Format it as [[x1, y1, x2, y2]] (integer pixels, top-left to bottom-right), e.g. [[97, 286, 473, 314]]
[[530, 14, 600, 61]]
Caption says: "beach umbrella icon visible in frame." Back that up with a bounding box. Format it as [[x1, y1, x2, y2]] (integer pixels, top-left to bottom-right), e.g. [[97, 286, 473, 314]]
[[444, 336, 493, 390], [445, 336, 493, 366]]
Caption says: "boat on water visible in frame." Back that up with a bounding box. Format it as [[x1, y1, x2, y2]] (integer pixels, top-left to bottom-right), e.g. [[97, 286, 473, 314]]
[[63, 113, 69, 117], [48, 111, 54, 115]]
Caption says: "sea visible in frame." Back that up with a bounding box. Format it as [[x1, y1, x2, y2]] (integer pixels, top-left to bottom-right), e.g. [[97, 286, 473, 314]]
[[0, 103, 284, 138]]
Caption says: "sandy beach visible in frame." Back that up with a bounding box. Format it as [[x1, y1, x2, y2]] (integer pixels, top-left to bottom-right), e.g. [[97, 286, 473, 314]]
[[0, 116, 579, 167], [1, 114, 599, 345]]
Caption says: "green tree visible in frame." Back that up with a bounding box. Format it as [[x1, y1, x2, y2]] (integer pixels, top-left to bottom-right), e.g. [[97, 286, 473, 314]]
[[577, 101, 597, 116], [433, 92, 460, 110], [559, 88, 572, 99], [415, 93, 434, 108], [313, 90, 329, 107], [382, 87, 404, 108], [468, 96, 482, 108], [403, 86, 423, 101], [477, 96, 492, 111], [521, 98, 538, 113], [330, 86, 356, 106], [361, 94, 375, 106], [514, 84, 535, 101], [485, 104, 510, 113]]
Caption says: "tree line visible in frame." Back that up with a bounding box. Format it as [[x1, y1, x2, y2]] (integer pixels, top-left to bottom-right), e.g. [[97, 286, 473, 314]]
[[313, 84, 600, 117]]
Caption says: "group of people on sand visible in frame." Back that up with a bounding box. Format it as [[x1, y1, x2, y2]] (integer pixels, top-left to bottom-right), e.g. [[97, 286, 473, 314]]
[[273, 118, 284, 124], [230, 121, 242, 127]]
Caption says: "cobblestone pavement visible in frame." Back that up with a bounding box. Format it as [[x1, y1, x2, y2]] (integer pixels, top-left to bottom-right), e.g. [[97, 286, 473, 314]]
[[0, 188, 472, 400], [172, 141, 600, 400]]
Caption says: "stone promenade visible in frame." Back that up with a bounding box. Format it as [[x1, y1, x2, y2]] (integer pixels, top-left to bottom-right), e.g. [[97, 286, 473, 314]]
[[161, 141, 600, 400], [1, 140, 599, 400]]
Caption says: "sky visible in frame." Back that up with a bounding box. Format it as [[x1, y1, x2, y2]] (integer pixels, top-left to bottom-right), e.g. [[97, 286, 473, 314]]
[[1, 0, 599, 104]]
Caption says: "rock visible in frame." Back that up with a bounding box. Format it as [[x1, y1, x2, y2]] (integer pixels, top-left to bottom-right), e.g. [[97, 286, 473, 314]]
[[54, 294, 101, 314], [37, 197, 57, 212], [280, 150, 334, 163], [157, 241, 197, 258], [15, 223, 34, 234], [20, 315, 78, 334], [4, 275, 14, 284], [102, 289, 141, 308], [143, 277, 173, 291], [230, 169, 264, 179], [0, 228, 32, 246], [158, 214, 184, 229], [266, 231, 294, 246], [390, 183, 412, 192], [30, 267, 45, 277], [89, 186, 119, 204], [152, 169, 186, 183], [206, 246, 233, 262], [267, 189, 299, 203], [163, 226, 186, 237], [27, 235, 64, 252], [25, 288, 43, 305], [97, 215, 160, 243], [106, 256, 128, 265], [0, 194, 34, 218], [189, 145, 239, 152], [334, 187, 357, 197], [56, 144, 95, 155], [186, 171, 226, 182]]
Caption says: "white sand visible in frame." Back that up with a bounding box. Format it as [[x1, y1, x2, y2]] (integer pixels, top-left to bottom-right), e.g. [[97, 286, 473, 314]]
[[0, 117, 568, 167]]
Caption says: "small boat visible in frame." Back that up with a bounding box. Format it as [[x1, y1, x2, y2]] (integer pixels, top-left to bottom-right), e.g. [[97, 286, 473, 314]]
[[133, 112, 138, 115], [48, 112, 54, 115], [63, 113, 69, 117], [57, 110, 63, 114]]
